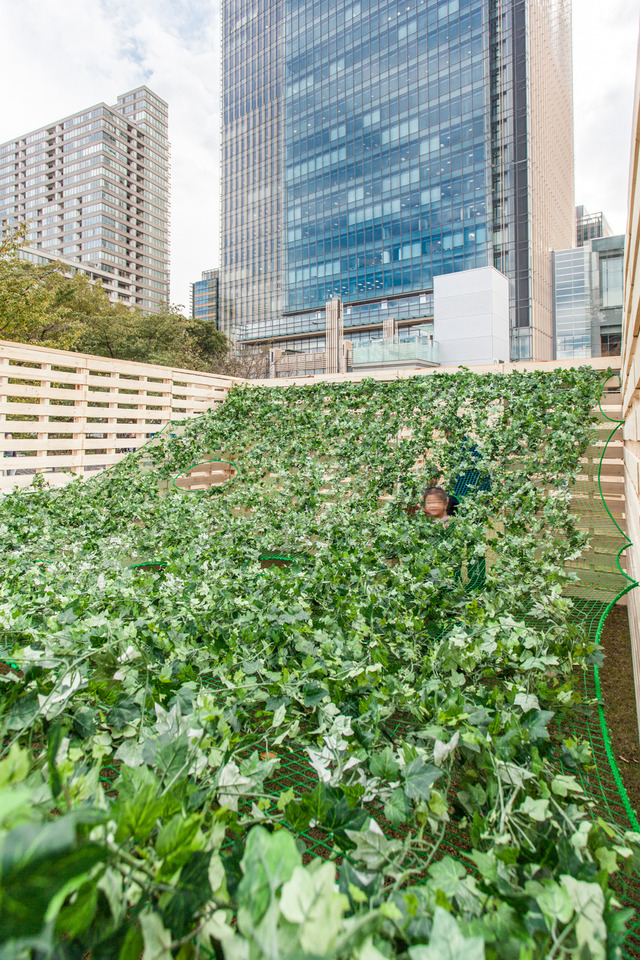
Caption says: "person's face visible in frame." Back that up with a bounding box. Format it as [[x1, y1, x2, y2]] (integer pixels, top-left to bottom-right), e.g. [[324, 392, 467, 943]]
[[423, 494, 447, 519]]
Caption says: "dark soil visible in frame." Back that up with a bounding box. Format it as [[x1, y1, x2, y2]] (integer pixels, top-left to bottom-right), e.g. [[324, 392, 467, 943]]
[[599, 604, 640, 817], [0, 660, 22, 678]]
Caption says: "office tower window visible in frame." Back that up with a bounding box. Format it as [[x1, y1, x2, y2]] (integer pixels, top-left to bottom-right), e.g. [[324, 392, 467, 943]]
[[600, 255, 623, 308], [221, 0, 574, 362]]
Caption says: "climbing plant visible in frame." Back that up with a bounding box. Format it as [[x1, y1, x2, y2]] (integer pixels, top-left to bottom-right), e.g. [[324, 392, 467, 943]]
[[1, 367, 638, 960]]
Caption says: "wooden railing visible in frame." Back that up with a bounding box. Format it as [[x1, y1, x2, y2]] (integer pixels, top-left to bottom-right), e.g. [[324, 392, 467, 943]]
[[254, 355, 618, 386], [0, 340, 243, 492]]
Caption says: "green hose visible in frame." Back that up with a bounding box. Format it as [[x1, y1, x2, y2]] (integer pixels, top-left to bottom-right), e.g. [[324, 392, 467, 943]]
[[592, 373, 639, 829]]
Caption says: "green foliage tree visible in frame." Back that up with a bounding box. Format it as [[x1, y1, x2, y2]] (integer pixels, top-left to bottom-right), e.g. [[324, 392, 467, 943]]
[[76, 300, 211, 369], [186, 317, 229, 363], [0, 223, 236, 372], [0, 223, 103, 349]]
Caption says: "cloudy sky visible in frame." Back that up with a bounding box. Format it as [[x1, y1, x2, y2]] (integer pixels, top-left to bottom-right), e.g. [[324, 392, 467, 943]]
[[0, 0, 638, 312]]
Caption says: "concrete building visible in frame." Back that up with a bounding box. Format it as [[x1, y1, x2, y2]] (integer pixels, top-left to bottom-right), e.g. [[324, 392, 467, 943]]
[[434, 266, 509, 366], [576, 204, 613, 247], [191, 268, 219, 325], [220, 0, 575, 366], [0, 86, 170, 312], [553, 235, 624, 359]]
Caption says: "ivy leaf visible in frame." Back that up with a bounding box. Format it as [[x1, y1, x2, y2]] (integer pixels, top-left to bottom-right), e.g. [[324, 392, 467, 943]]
[[402, 758, 442, 800], [216, 761, 253, 812], [433, 731, 460, 766], [322, 795, 368, 847], [0, 787, 33, 828], [369, 746, 400, 780], [37, 671, 86, 721], [344, 818, 402, 870], [384, 787, 411, 827], [284, 783, 333, 833], [0, 817, 105, 940], [114, 739, 145, 768], [495, 761, 536, 788], [533, 881, 573, 928], [426, 856, 466, 898], [338, 860, 381, 907], [237, 826, 300, 931], [73, 706, 97, 739], [514, 692, 540, 712], [352, 936, 392, 960], [46, 721, 66, 801], [551, 775, 583, 798], [519, 797, 550, 822], [560, 876, 606, 957], [280, 860, 345, 954], [522, 710, 554, 741], [113, 767, 164, 842], [408, 907, 485, 960], [162, 851, 212, 939], [156, 813, 201, 870], [242, 659, 263, 675], [119, 925, 145, 960], [272, 703, 286, 727], [302, 682, 329, 707], [139, 910, 173, 960], [106, 696, 141, 732], [55, 878, 99, 938]]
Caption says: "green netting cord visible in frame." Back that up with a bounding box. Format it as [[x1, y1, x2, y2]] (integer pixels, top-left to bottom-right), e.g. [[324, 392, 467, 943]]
[[592, 372, 640, 830]]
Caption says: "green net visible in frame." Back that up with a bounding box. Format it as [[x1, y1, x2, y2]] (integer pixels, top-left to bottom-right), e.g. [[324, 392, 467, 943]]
[[559, 375, 640, 958]]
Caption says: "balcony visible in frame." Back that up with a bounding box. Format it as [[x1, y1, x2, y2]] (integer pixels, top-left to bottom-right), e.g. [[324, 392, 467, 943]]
[[351, 336, 440, 370]]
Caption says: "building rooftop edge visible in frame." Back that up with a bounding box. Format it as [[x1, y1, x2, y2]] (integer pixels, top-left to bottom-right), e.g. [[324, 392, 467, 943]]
[[0, 85, 167, 147]]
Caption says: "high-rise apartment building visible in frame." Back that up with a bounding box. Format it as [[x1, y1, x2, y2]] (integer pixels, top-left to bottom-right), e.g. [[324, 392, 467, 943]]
[[0, 86, 170, 312], [220, 0, 574, 362]]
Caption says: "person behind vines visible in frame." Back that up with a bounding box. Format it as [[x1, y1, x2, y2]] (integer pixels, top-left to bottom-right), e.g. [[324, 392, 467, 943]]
[[422, 483, 486, 591], [443, 417, 491, 590], [421, 485, 454, 527]]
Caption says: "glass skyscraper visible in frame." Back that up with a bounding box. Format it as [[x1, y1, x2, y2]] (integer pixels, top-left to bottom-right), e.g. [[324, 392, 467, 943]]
[[220, 0, 574, 362], [191, 268, 220, 325], [553, 235, 624, 360]]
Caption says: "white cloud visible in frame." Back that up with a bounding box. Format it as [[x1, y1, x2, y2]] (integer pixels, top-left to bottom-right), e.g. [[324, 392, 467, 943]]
[[0, 0, 219, 310], [572, 1, 639, 233]]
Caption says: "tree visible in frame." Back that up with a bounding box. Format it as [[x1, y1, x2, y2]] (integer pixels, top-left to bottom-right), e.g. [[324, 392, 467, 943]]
[[187, 317, 229, 362], [0, 223, 269, 377], [0, 223, 100, 349], [77, 301, 197, 368]]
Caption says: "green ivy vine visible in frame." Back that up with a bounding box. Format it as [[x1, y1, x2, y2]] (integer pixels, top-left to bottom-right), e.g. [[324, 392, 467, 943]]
[[0, 367, 638, 960]]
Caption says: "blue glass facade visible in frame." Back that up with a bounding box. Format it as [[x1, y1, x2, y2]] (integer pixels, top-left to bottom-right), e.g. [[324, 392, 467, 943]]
[[284, 0, 490, 312], [221, 0, 575, 362], [191, 268, 219, 326], [220, 0, 283, 337]]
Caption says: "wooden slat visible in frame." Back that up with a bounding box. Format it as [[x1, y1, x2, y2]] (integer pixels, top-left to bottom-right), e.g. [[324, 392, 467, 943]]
[[1, 340, 241, 493]]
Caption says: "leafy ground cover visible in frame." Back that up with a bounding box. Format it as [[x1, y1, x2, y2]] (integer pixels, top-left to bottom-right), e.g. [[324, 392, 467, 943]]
[[1, 367, 639, 960]]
